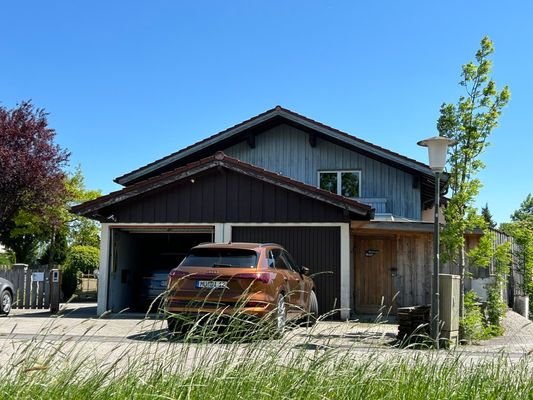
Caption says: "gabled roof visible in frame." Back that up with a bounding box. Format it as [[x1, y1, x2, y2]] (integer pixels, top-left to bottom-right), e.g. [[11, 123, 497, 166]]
[[115, 106, 436, 186], [73, 152, 374, 220]]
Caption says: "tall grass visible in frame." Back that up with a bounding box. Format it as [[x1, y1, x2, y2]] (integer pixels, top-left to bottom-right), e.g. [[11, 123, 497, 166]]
[[1, 308, 531, 400]]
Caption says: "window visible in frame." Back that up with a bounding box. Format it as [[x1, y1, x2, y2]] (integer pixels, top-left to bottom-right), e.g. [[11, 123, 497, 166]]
[[318, 171, 361, 198], [267, 250, 275, 268], [180, 248, 258, 268], [282, 251, 299, 272], [271, 249, 289, 270]]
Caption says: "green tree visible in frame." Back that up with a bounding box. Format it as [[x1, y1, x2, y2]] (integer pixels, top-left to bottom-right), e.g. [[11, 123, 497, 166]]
[[70, 218, 100, 248], [437, 36, 510, 323], [66, 166, 101, 248], [481, 203, 496, 229], [40, 228, 69, 265], [0, 249, 16, 265], [65, 245, 100, 274], [7, 210, 50, 264], [6, 166, 100, 265], [502, 194, 533, 300], [0, 101, 69, 260], [511, 194, 533, 222]]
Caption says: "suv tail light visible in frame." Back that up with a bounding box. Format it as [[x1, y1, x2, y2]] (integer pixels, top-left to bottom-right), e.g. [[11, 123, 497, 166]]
[[233, 272, 275, 284]]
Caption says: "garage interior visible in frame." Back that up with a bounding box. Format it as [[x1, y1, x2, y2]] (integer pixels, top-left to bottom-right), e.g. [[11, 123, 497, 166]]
[[108, 227, 213, 311]]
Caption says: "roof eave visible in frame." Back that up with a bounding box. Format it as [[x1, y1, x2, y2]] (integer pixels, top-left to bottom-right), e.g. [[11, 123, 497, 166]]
[[74, 154, 374, 220]]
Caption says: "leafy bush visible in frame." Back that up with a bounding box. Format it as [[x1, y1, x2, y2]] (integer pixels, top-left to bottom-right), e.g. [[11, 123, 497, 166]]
[[60, 264, 79, 300], [61, 245, 99, 300], [483, 241, 510, 336], [486, 286, 505, 335], [65, 245, 99, 274], [462, 287, 507, 343], [461, 291, 485, 343], [465, 235, 510, 340], [0, 249, 16, 265]]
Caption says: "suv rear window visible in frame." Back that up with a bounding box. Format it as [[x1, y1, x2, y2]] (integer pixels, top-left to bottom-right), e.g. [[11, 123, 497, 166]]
[[180, 248, 258, 268]]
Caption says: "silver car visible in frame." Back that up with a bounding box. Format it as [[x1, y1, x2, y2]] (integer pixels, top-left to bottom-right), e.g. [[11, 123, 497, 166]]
[[0, 277, 14, 316]]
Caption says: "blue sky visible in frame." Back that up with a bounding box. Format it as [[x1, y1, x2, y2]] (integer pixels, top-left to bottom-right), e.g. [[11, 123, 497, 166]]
[[1, 1, 531, 224]]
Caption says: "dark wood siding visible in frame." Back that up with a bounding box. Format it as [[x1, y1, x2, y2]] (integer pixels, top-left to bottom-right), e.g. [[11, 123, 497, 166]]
[[231, 226, 340, 316], [108, 169, 351, 223]]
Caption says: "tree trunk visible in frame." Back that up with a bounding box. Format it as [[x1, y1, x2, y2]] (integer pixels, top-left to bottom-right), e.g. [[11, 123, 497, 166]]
[[49, 227, 56, 268], [458, 245, 466, 338]]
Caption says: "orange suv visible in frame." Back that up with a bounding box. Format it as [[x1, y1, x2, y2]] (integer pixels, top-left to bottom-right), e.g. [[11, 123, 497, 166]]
[[164, 242, 318, 336]]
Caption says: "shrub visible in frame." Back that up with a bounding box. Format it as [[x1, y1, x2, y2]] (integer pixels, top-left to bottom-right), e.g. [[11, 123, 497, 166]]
[[65, 245, 99, 274], [61, 245, 99, 300], [0, 249, 16, 265], [61, 264, 79, 301], [460, 291, 485, 343], [483, 241, 511, 336], [485, 286, 505, 335]]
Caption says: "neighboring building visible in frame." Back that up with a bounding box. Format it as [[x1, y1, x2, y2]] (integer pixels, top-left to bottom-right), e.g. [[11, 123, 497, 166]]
[[73, 106, 448, 318]]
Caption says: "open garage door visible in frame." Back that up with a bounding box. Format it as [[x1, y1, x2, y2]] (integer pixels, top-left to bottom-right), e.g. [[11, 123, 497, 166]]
[[231, 226, 340, 316], [108, 226, 213, 312]]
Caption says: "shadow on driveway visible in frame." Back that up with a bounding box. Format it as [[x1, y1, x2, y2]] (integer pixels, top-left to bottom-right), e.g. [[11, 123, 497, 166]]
[[10, 303, 98, 319], [10, 303, 171, 321]]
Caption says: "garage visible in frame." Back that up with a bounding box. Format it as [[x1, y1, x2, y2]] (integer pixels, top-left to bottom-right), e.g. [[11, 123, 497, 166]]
[[107, 226, 213, 311], [72, 154, 370, 317]]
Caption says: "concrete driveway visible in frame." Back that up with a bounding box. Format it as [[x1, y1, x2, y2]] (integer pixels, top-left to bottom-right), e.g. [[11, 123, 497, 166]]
[[1, 303, 531, 374]]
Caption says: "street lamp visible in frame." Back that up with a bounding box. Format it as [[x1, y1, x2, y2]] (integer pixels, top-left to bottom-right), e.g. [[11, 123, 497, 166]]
[[417, 136, 456, 348]]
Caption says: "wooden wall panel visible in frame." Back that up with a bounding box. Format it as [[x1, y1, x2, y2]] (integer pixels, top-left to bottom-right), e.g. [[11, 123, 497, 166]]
[[225, 123, 421, 219], [111, 169, 351, 223], [393, 233, 432, 308]]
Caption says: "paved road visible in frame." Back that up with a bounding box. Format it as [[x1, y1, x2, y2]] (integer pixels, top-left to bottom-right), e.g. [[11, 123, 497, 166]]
[[1, 303, 531, 375]]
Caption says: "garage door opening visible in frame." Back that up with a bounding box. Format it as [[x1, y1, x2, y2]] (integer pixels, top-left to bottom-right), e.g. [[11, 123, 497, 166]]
[[108, 227, 213, 312]]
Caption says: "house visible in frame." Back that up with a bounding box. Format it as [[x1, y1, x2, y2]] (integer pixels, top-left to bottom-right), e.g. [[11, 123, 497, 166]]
[[73, 106, 445, 318]]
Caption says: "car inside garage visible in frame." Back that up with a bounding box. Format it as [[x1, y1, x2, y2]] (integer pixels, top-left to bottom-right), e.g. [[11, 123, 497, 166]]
[[107, 226, 213, 312]]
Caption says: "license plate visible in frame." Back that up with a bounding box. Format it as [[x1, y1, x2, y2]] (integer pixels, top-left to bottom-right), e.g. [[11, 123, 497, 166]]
[[196, 280, 228, 289]]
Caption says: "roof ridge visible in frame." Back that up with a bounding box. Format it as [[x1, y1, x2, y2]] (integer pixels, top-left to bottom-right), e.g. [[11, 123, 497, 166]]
[[114, 105, 433, 185]]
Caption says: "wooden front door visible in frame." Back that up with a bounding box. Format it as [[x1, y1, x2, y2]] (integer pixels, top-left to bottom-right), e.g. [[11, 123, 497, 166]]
[[354, 237, 395, 314]]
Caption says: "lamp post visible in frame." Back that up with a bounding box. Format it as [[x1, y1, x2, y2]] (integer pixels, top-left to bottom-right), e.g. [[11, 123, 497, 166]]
[[417, 136, 456, 348]]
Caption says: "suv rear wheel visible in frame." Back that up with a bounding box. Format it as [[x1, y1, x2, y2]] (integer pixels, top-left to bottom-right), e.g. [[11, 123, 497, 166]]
[[272, 293, 287, 338], [303, 290, 318, 327]]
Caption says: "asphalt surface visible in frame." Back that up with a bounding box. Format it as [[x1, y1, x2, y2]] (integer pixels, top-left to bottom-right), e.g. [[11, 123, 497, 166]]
[[0, 303, 531, 374]]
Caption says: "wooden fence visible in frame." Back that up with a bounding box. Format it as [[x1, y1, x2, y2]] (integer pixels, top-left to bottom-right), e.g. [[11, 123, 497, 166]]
[[0, 265, 52, 309]]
